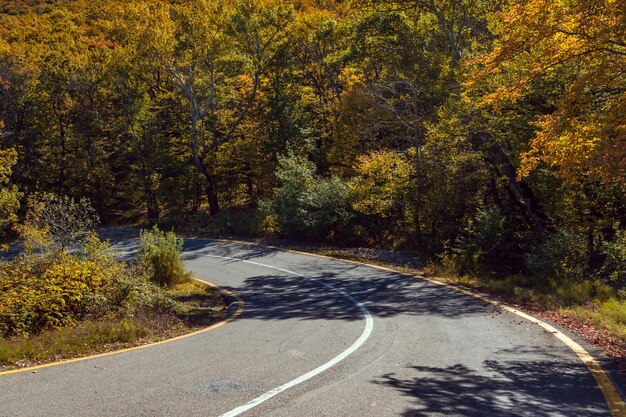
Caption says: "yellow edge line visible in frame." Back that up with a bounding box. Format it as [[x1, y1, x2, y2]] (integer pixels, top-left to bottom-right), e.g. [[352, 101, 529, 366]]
[[219, 238, 626, 417], [0, 277, 245, 377]]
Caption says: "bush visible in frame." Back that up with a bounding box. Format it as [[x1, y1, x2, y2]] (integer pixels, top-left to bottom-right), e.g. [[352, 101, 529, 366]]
[[268, 154, 353, 240], [106, 270, 175, 316], [139, 226, 189, 287], [16, 193, 99, 254], [525, 229, 588, 283], [203, 206, 273, 237], [349, 149, 418, 248], [0, 195, 175, 337], [0, 241, 124, 337], [443, 207, 515, 274], [599, 230, 626, 287]]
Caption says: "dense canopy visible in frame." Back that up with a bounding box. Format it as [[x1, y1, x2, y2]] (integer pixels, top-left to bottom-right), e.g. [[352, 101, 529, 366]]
[[0, 0, 624, 286]]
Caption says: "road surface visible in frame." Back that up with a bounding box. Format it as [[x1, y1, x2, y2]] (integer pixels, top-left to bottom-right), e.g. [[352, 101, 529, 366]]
[[0, 239, 621, 416]]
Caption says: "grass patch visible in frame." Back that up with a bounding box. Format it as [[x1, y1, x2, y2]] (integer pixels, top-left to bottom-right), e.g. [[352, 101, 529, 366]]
[[169, 280, 226, 327], [564, 299, 626, 343], [0, 280, 225, 371], [423, 263, 626, 344]]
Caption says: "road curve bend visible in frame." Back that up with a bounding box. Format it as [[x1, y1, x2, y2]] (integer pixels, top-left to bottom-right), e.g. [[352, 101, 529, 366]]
[[0, 239, 622, 416]]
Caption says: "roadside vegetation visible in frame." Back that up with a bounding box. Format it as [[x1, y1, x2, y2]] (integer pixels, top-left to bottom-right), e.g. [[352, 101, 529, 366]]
[[0, 0, 624, 363], [0, 195, 223, 370]]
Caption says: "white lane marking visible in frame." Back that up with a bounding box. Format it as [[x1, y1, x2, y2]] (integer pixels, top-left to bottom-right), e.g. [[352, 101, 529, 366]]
[[191, 252, 374, 417]]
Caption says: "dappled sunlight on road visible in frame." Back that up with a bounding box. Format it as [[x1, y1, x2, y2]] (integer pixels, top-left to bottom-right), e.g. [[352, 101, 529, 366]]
[[375, 357, 606, 416]]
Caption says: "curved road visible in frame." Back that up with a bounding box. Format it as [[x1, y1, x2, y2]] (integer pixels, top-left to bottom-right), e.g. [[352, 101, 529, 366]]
[[0, 240, 621, 416]]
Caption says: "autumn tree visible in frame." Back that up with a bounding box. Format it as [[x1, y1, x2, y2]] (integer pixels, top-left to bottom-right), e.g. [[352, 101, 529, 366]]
[[168, 0, 293, 215], [349, 149, 417, 246], [468, 0, 626, 185], [283, 9, 353, 166]]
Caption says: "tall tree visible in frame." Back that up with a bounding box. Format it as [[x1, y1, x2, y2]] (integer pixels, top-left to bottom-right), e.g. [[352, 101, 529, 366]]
[[168, 0, 292, 215]]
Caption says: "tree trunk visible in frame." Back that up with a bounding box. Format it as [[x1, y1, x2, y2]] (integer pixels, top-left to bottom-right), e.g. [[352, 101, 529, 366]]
[[93, 178, 105, 223], [206, 177, 219, 216], [193, 181, 202, 212], [429, 0, 462, 63], [190, 139, 220, 216], [145, 180, 159, 223], [244, 162, 254, 204], [413, 132, 423, 247], [57, 116, 67, 194]]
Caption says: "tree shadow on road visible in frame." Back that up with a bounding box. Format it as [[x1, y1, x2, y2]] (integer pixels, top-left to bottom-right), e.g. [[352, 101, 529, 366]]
[[374, 356, 608, 416], [181, 239, 501, 322], [213, 272, 497, 322], [183, 239, 281, 262], [180, 240, 613, 416]]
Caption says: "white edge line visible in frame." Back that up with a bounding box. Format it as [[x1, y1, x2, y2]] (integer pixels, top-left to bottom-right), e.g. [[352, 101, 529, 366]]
[[192, 253, 374, 417]]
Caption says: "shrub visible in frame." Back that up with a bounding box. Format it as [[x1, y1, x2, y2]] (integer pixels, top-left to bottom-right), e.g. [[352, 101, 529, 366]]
[[16, 193, 99, 254], [525, 229, 588, 283], [443, 207, 514, 274], [0, 248, 120, 336], [268, 154, 353, 240], [204, 206, 272, 237], [0, 195, 175, 337], [139, 226, 189, 287], [347, 149, 422, 248], [599, 230, 626, 287]]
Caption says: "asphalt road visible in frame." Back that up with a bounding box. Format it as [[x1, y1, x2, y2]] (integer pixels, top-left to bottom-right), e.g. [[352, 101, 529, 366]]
[[0, 239, 620, 416]]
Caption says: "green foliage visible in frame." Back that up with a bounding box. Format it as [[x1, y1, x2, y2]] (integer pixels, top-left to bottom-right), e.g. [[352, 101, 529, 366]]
[[107, 267, 175, 316], [593, 299, 626, 341], [443, 208, 514, 274], [599, 231, 626, 286], [139, 226, 190, 287], [555, 280, 615, 307], [268, 154, 353, 239], [525, 230, 588, 283]]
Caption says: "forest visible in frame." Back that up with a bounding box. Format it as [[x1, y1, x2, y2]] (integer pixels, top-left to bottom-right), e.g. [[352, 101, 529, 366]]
[[0, 0, 625, 312]]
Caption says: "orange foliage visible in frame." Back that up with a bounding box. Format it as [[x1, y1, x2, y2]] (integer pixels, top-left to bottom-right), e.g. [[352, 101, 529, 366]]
[[468, 0, 626, 185]]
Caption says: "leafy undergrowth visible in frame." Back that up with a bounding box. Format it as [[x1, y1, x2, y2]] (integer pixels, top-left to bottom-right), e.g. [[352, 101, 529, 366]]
[[0, 280, 225, 371]]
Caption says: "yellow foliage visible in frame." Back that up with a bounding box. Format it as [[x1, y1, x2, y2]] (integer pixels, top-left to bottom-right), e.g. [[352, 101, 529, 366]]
[[0, 246, 122, 336], [0, 148, 21, 236], [467, 0, 626, 185], [350, 149, 414, 217]]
